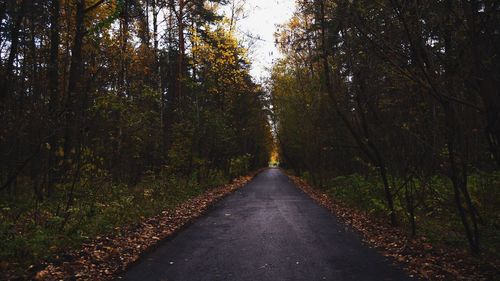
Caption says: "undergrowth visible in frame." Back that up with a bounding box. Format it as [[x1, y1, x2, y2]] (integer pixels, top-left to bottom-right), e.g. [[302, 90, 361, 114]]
[[0, 167, 232, 276], [299, 171, 500, 261]]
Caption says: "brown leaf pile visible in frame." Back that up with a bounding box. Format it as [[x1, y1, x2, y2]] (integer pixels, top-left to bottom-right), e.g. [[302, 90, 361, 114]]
[[30, 173, 258, 281], [288, 175, 499, 281]]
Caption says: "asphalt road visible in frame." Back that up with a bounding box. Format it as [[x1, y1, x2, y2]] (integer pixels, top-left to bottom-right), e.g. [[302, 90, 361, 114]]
[[119, 168, 415, 281]]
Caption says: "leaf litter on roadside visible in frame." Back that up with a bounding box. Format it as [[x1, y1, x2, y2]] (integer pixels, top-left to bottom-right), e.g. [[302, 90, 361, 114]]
[[288, 174, 499, 281], [32, 172, 259, 281]]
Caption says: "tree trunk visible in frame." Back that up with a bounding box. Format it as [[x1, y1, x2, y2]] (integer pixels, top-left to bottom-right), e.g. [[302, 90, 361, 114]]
[[119, 0, 129, 96], [1, 0, 27, 101], [177, 0, 185, 105], [444, 103, 480, 253], [47, 0, 60, 196], [63, 0, 86, 178]]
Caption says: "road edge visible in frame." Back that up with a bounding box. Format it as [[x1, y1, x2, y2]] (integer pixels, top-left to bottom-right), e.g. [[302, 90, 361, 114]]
[[33, 169, 266, 281], [284, 171, 494, 281]]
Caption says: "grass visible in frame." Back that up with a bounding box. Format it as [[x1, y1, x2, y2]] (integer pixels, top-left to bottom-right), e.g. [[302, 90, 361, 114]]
[[0, 168, 231, 277]]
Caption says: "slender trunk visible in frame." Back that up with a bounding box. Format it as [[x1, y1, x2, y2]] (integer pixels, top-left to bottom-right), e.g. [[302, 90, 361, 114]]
[[444, 103, 479, 253], [356, 70, 398, 226], [1, 0, 27, 101], [303, 13, 315, 80], [152, 0, 166, 157], [119, 0, 129, 96], [442, 0, 479, 253], [319, 0, 397, 225], [230, 0, 235, 30], [63, 0, 85, 178], [47, 0, 60, 196], [49, 0, 60, 111], [375, 151, 397, 226], [177, 0, 185, 105], [405, 179, 416, 236]]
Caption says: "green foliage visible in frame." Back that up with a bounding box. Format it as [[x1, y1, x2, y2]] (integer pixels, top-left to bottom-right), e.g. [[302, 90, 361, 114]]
[[229, 154, 251, 178], [87, 0, 123, 36], [168, 121, 196, 175], [0, 166, 227, 274], [325, 174, 385, 215], [322, 173, 500, 258]]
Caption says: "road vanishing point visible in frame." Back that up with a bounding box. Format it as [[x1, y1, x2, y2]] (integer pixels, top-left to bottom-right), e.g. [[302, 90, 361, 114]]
[[120, 168, 415, 281]]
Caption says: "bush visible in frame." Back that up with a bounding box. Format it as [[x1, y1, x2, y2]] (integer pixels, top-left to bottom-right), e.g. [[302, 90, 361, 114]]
[[229, 154, 251, 178]]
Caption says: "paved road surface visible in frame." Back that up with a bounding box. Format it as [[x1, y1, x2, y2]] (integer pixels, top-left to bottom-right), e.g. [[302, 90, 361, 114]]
[[119, 168, 415, 281]]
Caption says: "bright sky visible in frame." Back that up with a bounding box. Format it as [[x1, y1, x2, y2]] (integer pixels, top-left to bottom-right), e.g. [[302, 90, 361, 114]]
[[221, 0, 296, 81]]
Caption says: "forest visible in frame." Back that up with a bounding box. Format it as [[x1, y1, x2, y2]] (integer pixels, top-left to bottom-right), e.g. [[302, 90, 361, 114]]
[[1, 0, 499, 279], [271, 0, 499, 272], [0, 0, 272, 277]]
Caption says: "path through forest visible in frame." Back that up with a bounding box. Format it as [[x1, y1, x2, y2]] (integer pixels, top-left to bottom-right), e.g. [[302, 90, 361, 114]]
[[119, 169, 415, 281]]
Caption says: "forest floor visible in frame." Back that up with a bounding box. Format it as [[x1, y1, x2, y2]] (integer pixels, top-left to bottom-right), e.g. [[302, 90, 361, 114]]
[[289, 174, 500, 281]]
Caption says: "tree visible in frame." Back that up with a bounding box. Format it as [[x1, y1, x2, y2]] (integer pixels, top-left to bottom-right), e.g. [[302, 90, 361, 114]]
[[271, 0, 499, 253]]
